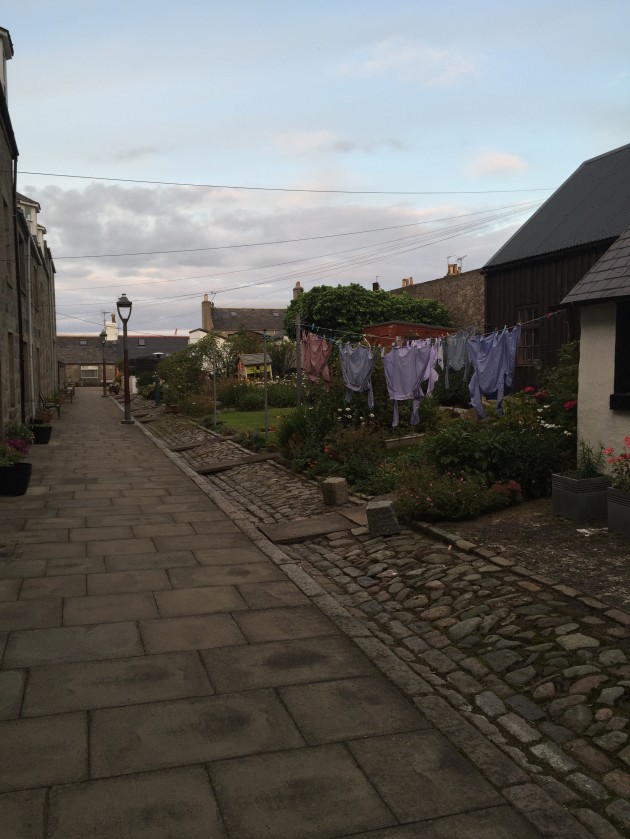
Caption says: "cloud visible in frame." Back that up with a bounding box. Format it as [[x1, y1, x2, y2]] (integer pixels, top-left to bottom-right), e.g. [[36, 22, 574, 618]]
[[338, 37, 479, 86], [275, 131, 404, 155], [468, 151, 529, 177], [113, 146, 165, 161]]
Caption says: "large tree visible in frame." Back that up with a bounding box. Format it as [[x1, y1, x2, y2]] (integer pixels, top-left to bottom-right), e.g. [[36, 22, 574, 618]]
[[283, 283, 450, 337]]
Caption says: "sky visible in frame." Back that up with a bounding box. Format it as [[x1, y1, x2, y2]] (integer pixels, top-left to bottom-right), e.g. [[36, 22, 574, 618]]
[[3, 0, 630, 336]]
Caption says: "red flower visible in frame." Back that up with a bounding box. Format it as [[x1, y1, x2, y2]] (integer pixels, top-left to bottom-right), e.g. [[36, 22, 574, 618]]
[[523, 387, 535, 394], [534, 389, 549, 400], [563, 400, 577, 410]]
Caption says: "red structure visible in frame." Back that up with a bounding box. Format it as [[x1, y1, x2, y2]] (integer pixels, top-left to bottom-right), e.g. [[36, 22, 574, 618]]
[[363, 321, 449, 348]]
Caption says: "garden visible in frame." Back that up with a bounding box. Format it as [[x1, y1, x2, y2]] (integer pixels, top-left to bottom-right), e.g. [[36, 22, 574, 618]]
[[147, 317, 582, 523]]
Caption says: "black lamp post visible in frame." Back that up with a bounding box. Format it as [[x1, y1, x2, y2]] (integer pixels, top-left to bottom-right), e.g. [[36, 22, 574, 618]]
[[152, 352, 164, 407], [116, 293, 133, 424], [99, 329, 108, 397]]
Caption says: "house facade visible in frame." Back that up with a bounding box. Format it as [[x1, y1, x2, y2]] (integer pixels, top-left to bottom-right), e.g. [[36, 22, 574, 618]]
[[561, 224, 630, 456], [483, 143, 630, 390], [0, 27, 57, 429], [200, 294, 286, 339]]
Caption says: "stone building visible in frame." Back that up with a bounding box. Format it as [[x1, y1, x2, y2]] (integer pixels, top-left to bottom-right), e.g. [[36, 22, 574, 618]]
[[389, 267, 485, 333], [0, 26, 57, 429]]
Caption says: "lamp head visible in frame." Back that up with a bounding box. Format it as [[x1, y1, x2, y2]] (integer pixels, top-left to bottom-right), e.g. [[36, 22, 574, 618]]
[[116, 293, 132, 324], [99, 329, 107, 342]]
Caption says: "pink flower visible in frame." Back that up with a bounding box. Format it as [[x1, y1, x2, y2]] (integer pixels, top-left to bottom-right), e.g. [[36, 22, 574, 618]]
[[523, 387, 535, 394], [625, 436, 630, 447], [603, 448, 614, 455]]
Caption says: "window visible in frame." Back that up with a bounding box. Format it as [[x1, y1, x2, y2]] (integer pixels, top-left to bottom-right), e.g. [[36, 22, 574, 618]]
[[80, 366, 98, 382], [79, 339, 87, 345], [516, 306, 539, 366], [138, 339, 146, 347]]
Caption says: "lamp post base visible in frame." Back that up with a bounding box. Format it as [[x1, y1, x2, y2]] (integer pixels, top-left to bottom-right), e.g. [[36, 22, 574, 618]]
[[121, 419, 135, 425]]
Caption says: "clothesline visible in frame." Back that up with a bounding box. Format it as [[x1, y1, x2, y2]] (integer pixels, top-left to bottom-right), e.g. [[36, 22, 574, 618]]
[[299, 309, 562, 346]]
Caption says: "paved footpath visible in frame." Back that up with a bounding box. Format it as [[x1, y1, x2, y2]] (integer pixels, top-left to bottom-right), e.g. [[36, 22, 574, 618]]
[[0, 391, 620, 838]]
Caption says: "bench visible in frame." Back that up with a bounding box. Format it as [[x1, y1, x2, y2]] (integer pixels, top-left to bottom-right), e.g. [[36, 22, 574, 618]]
[[39, 392, 61, 420], [64, 385, 75, 403]]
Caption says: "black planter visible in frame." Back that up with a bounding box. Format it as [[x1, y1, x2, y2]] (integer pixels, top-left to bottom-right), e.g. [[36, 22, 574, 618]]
[[29, 424, 53, 444], [0, 462, 33, 496], [552, 473, 611, 522]]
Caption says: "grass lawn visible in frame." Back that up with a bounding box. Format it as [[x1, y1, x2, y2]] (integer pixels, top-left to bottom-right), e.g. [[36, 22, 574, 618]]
[[218, 407, 294, 434]]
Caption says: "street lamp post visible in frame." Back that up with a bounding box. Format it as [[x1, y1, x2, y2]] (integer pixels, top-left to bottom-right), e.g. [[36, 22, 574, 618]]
[[116, 293, 133, 424], [152, 352, 164, 407], [99, 329, 108, 397]]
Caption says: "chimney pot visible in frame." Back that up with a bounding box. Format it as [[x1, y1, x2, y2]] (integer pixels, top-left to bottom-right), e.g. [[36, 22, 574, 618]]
[[409, 277, 413, 285]]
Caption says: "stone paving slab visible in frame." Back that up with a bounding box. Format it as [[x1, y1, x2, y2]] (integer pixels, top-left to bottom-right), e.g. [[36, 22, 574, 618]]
[[349, 729, 503, 822], [3, 622, 144, 667], [208, 744, 395, 839], [167, 562, 285, 588], [237, 580, 311, 610], [90, 689, 305, 778], [194, 546, 269, 566], [104, 550, 198, 572], [0, 789, 47, 839], [0, 598, 62, 631], [348, 807, 540, 838], [200, 635, 377, 693], [22, 651, 214, 716], [47, 766, 227, 839], [63, 592, 159, 625], [0, 670, 25, 719], [86, 569, 171, 595], [278, 675, 431, 745], [232, 604, 339, 643], [46, 557, 106, 575], [155, 585, 249, 617], [20, 574, 86, 599], [0, 712, 88, 792], [259, 513, 354, 543], [139, 613, 248, 654], [0, 579, 21, 601]]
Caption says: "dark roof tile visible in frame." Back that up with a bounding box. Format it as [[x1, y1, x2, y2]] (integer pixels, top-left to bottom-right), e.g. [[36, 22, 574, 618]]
[[485, 143, 630, 268], [562, 224, 630, 304]]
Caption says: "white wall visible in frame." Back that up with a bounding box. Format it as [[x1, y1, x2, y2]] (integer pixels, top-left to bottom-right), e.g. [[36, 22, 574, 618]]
[[578, 303, 628, 456]]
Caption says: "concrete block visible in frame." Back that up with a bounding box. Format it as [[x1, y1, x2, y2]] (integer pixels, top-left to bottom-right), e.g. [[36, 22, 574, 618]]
[[366, 500, 401, 537], [321, 477, 349, 506]]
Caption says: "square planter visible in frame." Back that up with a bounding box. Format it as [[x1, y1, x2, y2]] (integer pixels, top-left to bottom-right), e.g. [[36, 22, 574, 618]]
[[607, 488, 630, 539], [0, 463, 33, 496], [552, 474, 611, 523]]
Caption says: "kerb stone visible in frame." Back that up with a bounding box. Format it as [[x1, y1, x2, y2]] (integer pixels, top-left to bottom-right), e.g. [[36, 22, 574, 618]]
[[365, 500, 401, 537], [321, 477, 349, 506]]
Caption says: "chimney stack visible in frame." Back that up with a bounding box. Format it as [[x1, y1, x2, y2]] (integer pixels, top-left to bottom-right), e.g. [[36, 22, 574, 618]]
[[201, 293, 214, 331], [401, 278, 409, 288], [293, 281, 304, 300], [447, 263, 461, 276], [409, 276, 413, 285], [372, 281, 380, 291]]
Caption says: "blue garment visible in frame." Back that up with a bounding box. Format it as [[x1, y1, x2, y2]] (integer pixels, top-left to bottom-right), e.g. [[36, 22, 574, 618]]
[[381, 345, 433, 427], [444, 331, 471, 390], [467, 326, 521, 418], [339, 344, 377, 409]]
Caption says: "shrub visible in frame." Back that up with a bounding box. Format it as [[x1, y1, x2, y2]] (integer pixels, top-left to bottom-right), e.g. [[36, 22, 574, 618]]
[[267, 383, 296, 408], [234, 388, 265, 411], [395, 465, 521, 522], [325, 425, 384, 484]]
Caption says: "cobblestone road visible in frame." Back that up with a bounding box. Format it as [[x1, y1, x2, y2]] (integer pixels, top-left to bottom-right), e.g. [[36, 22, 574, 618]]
[[143, 403, 630, 838]]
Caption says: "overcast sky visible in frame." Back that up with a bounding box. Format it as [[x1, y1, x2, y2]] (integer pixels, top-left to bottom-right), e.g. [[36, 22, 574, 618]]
[[4, 0, 630, 335]]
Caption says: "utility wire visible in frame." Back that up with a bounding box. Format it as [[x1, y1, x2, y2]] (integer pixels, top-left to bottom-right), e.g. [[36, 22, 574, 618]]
[[16, 169, 554, 195], [51, 200, 541, 260], [58, 202, 535, 296]]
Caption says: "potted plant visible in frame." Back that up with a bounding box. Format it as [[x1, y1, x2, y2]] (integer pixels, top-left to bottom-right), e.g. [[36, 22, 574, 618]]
[[552, 439, 611, 522], [29, 421, 53, 444], [606, 437, 630, 539], [0, 439, 32, 496]]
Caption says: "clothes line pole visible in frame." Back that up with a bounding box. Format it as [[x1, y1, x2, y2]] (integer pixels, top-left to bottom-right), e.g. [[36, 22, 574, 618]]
[[295, 313, 302, 409]]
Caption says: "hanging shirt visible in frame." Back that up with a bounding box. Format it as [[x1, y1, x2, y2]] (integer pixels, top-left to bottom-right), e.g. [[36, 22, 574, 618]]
[[381, 344, 433, 427], [302, 331, 332, 390], [409, 338, 442, 396], [339, 343, 377, 409], [467, 325, 521, 418], [444, 331, 471, 389]]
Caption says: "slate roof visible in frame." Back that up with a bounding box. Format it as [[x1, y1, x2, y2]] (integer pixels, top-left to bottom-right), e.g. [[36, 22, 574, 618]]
[[211, 308, 286, 332], [57, 335, 189, 363], [239, 353, 272, 366], [485, 143, 630, 269], [562, 223, 630, 305]]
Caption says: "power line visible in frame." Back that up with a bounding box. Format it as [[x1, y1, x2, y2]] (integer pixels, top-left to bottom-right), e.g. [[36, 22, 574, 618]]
[[16, 169, 554, 196], [51, 200, 541, 260], [56, 202, 538, 294]]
